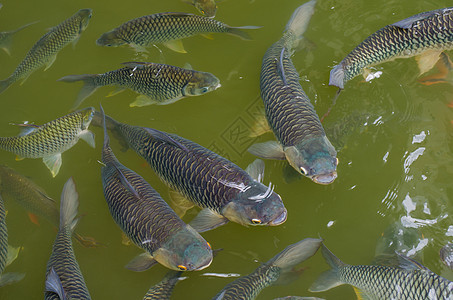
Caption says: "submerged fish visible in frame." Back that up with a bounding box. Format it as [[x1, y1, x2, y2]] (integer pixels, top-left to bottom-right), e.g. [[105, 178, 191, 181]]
[[59, 61, 221, 109], [309, 243, 453, 299], [440, 243, 453, 270], [0, 107, 95, 177], [330, 7, 453, 89], [184, 0, 218, 18], [0, 9, 92, 94], [100, 106, 212, 272], [44, 178, 91, 299], [212, 238, 322, 300], [96, 12, 259, 53], [0, 21, 37, 55], [143, 270, 184, 299], [96, 111, 287, 232], [248, 0, 338, 185]]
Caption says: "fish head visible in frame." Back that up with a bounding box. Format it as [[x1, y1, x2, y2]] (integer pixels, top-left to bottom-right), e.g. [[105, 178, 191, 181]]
[[152, 225, 213, 271], [183, 72, 221, 96], [78, 107, 95, 130], [96, 30, 125, 47], [285, 136, 338, 185], [195, 0, 217, 18], [222, 181, 287, 227], [75, 9, 92, 32]]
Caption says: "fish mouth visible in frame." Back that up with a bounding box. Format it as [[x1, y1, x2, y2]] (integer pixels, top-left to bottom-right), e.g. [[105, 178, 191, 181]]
[[269, 209, 287, 226], [312, 172, 337, 185], [193, 256, 213, 271]]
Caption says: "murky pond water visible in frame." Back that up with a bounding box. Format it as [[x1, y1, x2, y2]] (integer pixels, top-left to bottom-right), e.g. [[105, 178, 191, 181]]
[[0, 0, 452, 299]]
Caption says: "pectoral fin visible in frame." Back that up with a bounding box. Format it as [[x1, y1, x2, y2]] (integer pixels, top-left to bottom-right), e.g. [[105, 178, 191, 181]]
[[125, 252, 158, 272], [130, 95, 158, 107], [416, 50, 442, 75], [43, 153, 62, 177], [44, 54, 57, 71], [168, 190, 194, 218], [245, 159, 265, 182], [249, 112, 271, 137], [15, 155, 24, 161], [121, 232, 132, 246], [45, 268, 66, 300], [6, 245, 22, 267], [106, 87, 126, 97], [189, 208, 229, 233], [201, 33, 214, 40], [354, 287, 372, 300], [248, 141, 286, 160], [79, 130, 95, 148], [163, 40, 187, 53], [0, 272, 25, 287]]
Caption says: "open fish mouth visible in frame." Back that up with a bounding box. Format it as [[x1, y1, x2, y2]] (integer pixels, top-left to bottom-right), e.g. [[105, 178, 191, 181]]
[[312, 172, 337, 185], [269, 209, 287, 226]]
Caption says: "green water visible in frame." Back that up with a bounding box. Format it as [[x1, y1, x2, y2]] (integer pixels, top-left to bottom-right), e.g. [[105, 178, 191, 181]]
[[0, 0, 452, 299]]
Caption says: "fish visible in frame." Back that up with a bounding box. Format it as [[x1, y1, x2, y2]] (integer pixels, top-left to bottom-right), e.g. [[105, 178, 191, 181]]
[[0, 8, 92, 94], [58, 61, 221, 109], [0, 194, 24, 287], [95, 111, 287, 232], [309, 242, 453, 299], [183, 0, 218, 18], [44, 178, 91, 299], [211, 238, 322, 300], [273, 297, 324, 300], [0, 21, 37, 55], [440, 243, 453, 270], [143, 270, 185, 299], [96, 12, 260, 53], [329, 7, 453, 89], [0, 107, 95, 177], [0, 165, 100, 247], [100, 105, 212, 272], [248, 0, 338, 185]]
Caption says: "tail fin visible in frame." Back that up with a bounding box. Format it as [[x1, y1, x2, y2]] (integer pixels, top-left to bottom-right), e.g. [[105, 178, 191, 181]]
[[0, 78, 13, 94], [284, 0, 316, 44], [308, 243, 346, 292], [58, 74, 98, 110], [329, 64, 345, 89], [59, 177, 79, 232], [0, 21, 37, 55], [227, 26, 262, 40]]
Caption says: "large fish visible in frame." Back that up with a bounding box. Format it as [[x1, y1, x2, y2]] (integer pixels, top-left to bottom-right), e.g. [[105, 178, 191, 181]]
[[0, 9, 92, 94], [330, 7, 453, 89], [0, 21, 37, 55], [96, 111, 287, 232], [44, 178, 91, 299], [0, 165, 99, 247], [309, 243, 453, 299], [212, 238, 322, 300], [143, 270, 184, 300], [0, 107, 95, 177], [96, 12, 259, 53], [248, 0, 338, 185], [100, 106, 212, 272], [440, 243, 453, 270], [183, 0, 218, 18], [59, 61, 220, 109]]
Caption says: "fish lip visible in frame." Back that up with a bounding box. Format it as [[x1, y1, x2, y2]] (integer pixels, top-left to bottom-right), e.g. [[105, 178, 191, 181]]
[[193, 256, 213, 271], [269, 209, 287, 226], [312, 171, 337, 185]]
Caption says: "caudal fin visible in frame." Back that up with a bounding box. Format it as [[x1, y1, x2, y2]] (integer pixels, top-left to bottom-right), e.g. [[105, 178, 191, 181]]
[[285, 0, 316, 40], [309, 243, 346, 292], [59, 177, 79, 232], [0, 78, 13, 94], [227, 26, 262, 40], [329, 64, 345, 89], [58, 74, 98, 110]]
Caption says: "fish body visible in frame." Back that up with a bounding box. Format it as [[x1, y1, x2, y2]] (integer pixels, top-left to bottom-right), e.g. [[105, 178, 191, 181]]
[[97, 112, 287, 232], [310, 243, 453, 299], [440, 243, 453, 270], [44, 178, 91, 299], [0, 9, 92, 93], [185, 0, 217, 18], [0, 107, 95, 177], [330, 7, 453, 89], [100, 107, 212, 271], [0, 194, 7, 275], [143, 271, 183, 299], [0, 21, 37, 55], [96, 12, 258, 52], [59, 61, 220, 109], [249, 0, 337, 185], [212, 238, 322, 300]]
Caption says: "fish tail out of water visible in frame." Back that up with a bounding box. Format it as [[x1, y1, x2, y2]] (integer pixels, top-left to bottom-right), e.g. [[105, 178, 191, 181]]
[[284, 0, 316, 46], [0, 77, 13, 94], [58, 74, 98, 110], [269, 238, 322, 284], [227, 26, 262, 40], [309, 243, 345, 292], [59, 177, 79, 233]]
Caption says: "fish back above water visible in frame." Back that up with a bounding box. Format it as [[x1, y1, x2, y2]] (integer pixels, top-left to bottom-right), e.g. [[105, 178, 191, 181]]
[[330, 7, 453, 89], [310, 243, 453, 299], [45, 178, 91, 299], [0, 9, 92, 94]]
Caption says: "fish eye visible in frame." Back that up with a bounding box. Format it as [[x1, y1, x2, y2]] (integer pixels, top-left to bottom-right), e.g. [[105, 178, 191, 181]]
[[178, 265, 187, 271], [300, 167, 308, 175], [201, 10, 205, 14], [251, 218, 262, 224], [200, 87, 209, 93], [335, 158, 339, 165]]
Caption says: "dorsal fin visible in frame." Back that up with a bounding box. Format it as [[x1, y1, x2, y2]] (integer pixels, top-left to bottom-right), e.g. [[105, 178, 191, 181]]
[[277, 47, 288, 86], [113, 164, 140, 199], [143, 128, 188, 151], [396, 252, 430, 271], [392, 8, 450, 29]]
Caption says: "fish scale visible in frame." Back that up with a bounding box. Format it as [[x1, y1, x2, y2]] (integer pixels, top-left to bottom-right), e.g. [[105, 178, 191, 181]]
[[331, 7, 453, 88], [0, 195, 7, 275], [144, 271, 183, 300]]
